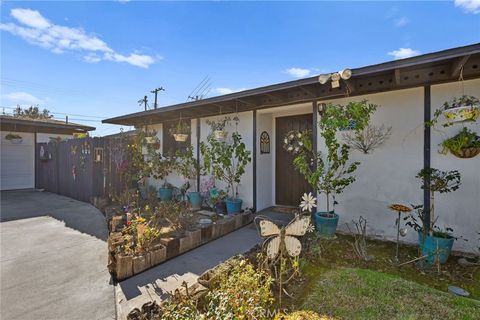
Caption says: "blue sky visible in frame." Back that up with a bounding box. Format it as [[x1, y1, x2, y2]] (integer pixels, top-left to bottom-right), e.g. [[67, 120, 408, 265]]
[[1, 1, 479, 136]]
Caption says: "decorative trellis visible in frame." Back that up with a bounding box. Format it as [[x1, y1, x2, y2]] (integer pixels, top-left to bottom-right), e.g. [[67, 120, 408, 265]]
[[260, 131, 270, 154]]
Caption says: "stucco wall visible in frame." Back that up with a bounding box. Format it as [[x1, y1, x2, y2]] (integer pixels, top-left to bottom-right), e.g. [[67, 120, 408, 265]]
[[430, 79, 480, 252]]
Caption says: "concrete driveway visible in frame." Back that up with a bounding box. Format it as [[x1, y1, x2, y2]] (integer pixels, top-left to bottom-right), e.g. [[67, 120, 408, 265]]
[[0, 190, 115, 320]]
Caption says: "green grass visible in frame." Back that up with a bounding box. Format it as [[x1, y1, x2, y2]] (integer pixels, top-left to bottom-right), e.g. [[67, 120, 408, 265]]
[[299, 268, 480, 320]]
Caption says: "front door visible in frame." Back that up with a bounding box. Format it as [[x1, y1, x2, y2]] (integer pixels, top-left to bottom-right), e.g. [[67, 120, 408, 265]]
[[275, 114, 313, 206]]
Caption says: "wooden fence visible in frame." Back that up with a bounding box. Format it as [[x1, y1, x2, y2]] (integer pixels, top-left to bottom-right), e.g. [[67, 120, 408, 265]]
[[35, 136, 130, 204]]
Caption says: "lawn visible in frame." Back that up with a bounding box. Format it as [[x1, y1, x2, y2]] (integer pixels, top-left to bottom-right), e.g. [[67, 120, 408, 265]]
[[298, 268, 480, 320]]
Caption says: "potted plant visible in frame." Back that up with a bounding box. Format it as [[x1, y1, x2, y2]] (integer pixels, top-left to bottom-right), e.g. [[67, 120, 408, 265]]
[[5, 133, 23, 144], [442, 95, 479, 123], [175, 146, 203, 210], [170, 121, 190, 142], [206, 117, 231, 140], [201, 131, 251, 214], [209, 187, 228, 215], [285, 100, 377, 237], [410, 168, 461, 265], [440, 127, 480, 159], [150, 154, 176, 201]]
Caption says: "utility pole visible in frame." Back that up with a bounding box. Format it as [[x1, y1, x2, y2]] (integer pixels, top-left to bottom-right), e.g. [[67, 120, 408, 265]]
[[138, 96, 148, 111], [150, 87, 165, 109]]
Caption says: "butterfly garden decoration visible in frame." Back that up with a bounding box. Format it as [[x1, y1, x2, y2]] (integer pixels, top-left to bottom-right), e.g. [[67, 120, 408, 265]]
[[255, 192, 316, 305]]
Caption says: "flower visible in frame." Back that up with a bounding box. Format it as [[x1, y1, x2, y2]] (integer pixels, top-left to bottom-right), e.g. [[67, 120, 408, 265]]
[[297, 132, 302, 138], [300, 192, 317, 213], [284, 138, 288, 144], [288, 146, 293, 151]]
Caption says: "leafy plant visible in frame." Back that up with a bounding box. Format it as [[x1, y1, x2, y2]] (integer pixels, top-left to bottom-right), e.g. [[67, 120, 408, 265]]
[[175, 145, 202, 191], [440, 127, 480, 155], [201, 131, 251, 200], [13, 105, 53, 119], [416, 168, 461, 236], [206, 116, 231, 131], [5, 133, 22, 140], [169, 120, 190, 135], [404, 204, 458, 240], [428, 95, 480, 127], [285, 100, 377, 213]]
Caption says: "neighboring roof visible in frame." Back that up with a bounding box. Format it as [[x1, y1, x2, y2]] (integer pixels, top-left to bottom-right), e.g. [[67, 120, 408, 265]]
[[0, 115, 96, 134], [104, 43, 480, 126], [102, 129, 138, 138]]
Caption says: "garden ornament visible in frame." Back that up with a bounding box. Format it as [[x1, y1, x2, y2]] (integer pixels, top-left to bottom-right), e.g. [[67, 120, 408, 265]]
[[388, 204, 412, 262]]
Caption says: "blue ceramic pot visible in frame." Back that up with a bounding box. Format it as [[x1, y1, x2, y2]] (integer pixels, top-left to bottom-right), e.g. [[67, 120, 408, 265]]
[[188, 191, 202, 210], [225, 198, 242, 214], [158, 187, 173, 201], [314, 211, 339, 237], [418, 231, 454, 265]]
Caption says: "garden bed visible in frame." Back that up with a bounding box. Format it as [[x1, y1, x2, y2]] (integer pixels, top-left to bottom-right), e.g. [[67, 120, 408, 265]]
[[106, 208, 253, 281]]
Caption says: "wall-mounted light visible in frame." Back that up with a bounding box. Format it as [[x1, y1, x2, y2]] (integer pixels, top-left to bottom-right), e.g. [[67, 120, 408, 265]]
[[318, 68, 352, 88], [317, 103, 327, 115]]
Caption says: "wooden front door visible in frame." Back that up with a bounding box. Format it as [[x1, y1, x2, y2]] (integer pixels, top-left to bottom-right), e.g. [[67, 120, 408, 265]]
[[275, 114, 313, 206]]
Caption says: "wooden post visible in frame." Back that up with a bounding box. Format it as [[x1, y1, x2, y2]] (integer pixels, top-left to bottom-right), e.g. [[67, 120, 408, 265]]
[[253, 110, 257, 212], [423, 85, 431, 232]]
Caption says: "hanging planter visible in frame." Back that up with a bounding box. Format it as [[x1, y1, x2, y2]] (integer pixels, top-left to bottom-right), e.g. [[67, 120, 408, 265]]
[[5, 133, 23, 144], [207, 117, 231, 141], [442, 95, 479, 124], [173, 133, 189, 142], [440, 127, 480, 159], [170, 119, 190, 142], [145, 136, 156, 144]]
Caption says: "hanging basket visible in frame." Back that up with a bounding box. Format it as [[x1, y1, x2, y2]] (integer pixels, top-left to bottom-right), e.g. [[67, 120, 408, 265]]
[[145, 137, 155, 144], [443, 105, 480, 123], [173, 133, 189, 142], [450, 147, 480, 159], [214, 130, 227, 140]]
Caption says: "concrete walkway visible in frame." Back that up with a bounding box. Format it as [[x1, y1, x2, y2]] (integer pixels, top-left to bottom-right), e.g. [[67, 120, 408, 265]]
[[0, 190, 115, 320], [115, 208, 294, 319]]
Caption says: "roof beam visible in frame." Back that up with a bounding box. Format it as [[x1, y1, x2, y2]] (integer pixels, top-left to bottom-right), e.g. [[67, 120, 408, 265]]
[[451, 55, 470, 78], [394, 69, 401, 85]]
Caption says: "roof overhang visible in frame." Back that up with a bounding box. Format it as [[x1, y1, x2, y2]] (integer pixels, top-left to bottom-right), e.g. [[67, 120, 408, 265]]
[[0, 117, 95, 134], [103, 43, 480, 126]]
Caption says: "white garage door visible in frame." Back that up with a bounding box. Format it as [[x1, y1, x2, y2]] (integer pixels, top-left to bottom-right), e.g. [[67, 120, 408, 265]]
[[1, 131, 35, 190]]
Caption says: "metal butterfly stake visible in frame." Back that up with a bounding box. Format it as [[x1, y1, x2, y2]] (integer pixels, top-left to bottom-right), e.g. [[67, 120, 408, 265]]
[[256, 193, 315, 305]]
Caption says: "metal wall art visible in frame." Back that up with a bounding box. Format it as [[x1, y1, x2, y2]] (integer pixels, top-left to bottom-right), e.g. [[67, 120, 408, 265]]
[[260, 131, 270, 154]]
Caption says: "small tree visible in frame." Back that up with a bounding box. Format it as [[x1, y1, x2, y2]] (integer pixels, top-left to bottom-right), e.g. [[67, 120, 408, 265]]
[[285, 100, 377, 213], [416, 168, 461, 236], [175, 145, 202, 191], [201, 131, 251, 200], [14, 105, 53, 119]]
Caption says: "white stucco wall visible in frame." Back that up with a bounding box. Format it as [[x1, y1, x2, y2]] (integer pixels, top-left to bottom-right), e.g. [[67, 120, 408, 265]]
[[430, 79, 480, 252], [318, 88, 425, 246]]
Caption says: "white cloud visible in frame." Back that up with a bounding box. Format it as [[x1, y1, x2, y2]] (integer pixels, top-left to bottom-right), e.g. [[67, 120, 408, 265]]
[[394, 16, 409, 27], [0, 8, 156, 68], [3, 92, 43, 104], [215, 87, 246, 95], [455, 0, 480, 14], [387, 48, 420, 60], [11, 8, 50, 29], [285, 67, 311, 78]]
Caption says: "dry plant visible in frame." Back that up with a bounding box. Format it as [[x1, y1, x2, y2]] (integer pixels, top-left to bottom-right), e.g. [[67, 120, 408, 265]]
[[342, 124, 392, 154], [346, 216, 372, 261]]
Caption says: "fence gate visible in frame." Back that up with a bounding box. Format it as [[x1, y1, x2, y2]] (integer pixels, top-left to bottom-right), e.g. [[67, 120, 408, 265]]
[[36, 136, 130, 204]]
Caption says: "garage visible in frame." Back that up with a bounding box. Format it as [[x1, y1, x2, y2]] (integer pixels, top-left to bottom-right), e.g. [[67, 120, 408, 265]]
[[0, 116, 95, 191], [1, 131, 35, 190]]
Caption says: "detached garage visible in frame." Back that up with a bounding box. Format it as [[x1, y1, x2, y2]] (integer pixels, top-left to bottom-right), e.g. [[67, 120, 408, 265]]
[[0, 116, 95, 191]]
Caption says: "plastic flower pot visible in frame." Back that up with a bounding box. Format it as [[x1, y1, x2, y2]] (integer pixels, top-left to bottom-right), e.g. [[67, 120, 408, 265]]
[[443, 105, 479, 123], [225, 198, 242, 214], [215, 201, 227, 215], [314, 211, 339, 237], [173, 133, 189, 142], [214, 130, 227, 140], [158, 187, 173, 201], [418, 231, 454, 265], [188, 191, 202, 211]]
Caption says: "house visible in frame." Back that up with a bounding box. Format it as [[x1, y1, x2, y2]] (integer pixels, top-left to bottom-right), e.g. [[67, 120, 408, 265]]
[[103, 43, 480, 251], [0, 115, 95, 191]]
